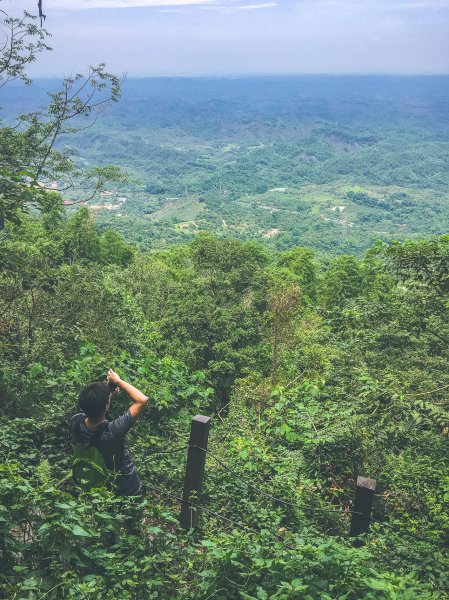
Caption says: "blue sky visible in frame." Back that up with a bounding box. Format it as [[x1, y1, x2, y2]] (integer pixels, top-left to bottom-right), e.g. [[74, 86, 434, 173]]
[[5, 0, 449, 75]]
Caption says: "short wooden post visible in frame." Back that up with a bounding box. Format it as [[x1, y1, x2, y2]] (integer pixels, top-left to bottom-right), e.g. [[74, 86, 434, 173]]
[[350, 476, 376, 545], [180, 415, 211, 529]]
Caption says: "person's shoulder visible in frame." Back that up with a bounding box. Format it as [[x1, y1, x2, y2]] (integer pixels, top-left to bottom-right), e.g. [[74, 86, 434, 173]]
[[68, 413, 85, 445], [69, 413, 85, 428], [108, 409, 133, 428], [107, 410, 134, 438]]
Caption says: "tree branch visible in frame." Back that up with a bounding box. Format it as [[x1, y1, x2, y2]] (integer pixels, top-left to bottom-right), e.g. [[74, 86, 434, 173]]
[[38, 1, 46, 28]]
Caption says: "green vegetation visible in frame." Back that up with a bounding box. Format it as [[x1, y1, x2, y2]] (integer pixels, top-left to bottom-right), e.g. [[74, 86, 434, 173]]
[[2, 210, 449, 597], [4, 75, 444, 255], [2, 8, 449, 599]]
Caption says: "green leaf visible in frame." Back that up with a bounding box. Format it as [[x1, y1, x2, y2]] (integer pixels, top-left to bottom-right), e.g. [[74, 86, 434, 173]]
[[72, 525, 92, 537], [29, 362, 44, 378], [256, 586, 268, 599], [285, 431, 298, 442], [13, 566, 28, 573], [364, 578, 393, 591]]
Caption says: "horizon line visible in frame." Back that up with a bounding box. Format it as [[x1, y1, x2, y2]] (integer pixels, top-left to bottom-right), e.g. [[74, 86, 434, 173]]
[[25, 72, 449, 80]]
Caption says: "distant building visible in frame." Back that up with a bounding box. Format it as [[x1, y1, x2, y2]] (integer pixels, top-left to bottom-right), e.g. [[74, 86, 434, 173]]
[[63, 200, 74, 206]]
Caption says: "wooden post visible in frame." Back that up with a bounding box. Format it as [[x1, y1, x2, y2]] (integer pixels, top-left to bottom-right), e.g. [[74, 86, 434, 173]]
[[350, 476, 376, 545], [180, 415, 211, 529]]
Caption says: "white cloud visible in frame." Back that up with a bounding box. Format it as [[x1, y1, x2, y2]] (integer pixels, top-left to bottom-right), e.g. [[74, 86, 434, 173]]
[[234, 2, 277, 8], [43, 0, 213, 8], [200, 1, 276, 9], [5, 0, 448, 75], [23, 0, 449, 13], [40, 0, 277, 9]]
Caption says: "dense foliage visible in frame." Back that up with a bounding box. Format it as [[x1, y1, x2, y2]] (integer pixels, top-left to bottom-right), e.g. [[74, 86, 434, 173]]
[[2, 207, 449, 597], [1, 7, 449, 598]]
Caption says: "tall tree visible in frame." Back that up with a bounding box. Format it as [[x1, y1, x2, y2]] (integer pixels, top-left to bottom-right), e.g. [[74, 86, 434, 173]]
[[0, 6, 125, 229]]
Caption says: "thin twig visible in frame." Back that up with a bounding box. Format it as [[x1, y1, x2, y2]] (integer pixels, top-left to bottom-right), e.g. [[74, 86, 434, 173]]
[[406, 383, 449, 397]]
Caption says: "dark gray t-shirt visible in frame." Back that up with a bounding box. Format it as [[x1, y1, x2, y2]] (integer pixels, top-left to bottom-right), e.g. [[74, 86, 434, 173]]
[[69, 410, 142, 497]]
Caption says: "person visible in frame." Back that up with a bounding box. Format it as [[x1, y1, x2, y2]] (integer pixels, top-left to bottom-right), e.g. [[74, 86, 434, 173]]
[[69, 369, 149, 498]]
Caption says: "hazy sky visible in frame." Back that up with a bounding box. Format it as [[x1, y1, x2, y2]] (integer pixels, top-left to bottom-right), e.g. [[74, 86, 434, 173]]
[[4, 0, 449, 76]]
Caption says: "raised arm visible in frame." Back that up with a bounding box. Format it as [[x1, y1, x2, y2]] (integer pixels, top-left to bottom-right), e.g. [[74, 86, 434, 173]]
[[108, 368, 149, 420]]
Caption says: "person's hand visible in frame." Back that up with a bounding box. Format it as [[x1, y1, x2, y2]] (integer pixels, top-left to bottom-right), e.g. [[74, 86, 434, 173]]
[[107, 368, 122, 385]]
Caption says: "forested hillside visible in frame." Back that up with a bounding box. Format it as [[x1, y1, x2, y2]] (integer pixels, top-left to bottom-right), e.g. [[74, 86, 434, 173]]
[[2, 7, 449, 599], [3, 75, 448, 255], [2, 208, 449, 597]]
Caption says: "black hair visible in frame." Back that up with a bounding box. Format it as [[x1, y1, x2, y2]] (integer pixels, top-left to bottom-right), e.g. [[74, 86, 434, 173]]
[[78, 382, 110, 419]]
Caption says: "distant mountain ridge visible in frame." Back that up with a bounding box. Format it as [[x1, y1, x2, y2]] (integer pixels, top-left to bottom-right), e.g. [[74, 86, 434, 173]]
[[2, 76, 449, 255]]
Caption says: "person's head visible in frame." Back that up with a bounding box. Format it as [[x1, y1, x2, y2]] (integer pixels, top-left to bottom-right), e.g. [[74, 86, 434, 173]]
[[78, 382, 111, 420]]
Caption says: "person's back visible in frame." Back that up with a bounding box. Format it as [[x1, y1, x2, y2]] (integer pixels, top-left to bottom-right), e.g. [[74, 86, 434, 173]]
[[69, 369, 149, 497]]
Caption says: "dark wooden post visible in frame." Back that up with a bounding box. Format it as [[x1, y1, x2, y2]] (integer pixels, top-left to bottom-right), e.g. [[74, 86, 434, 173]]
[[350, 476, 376, 545], [180, 415, 211, 529]]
